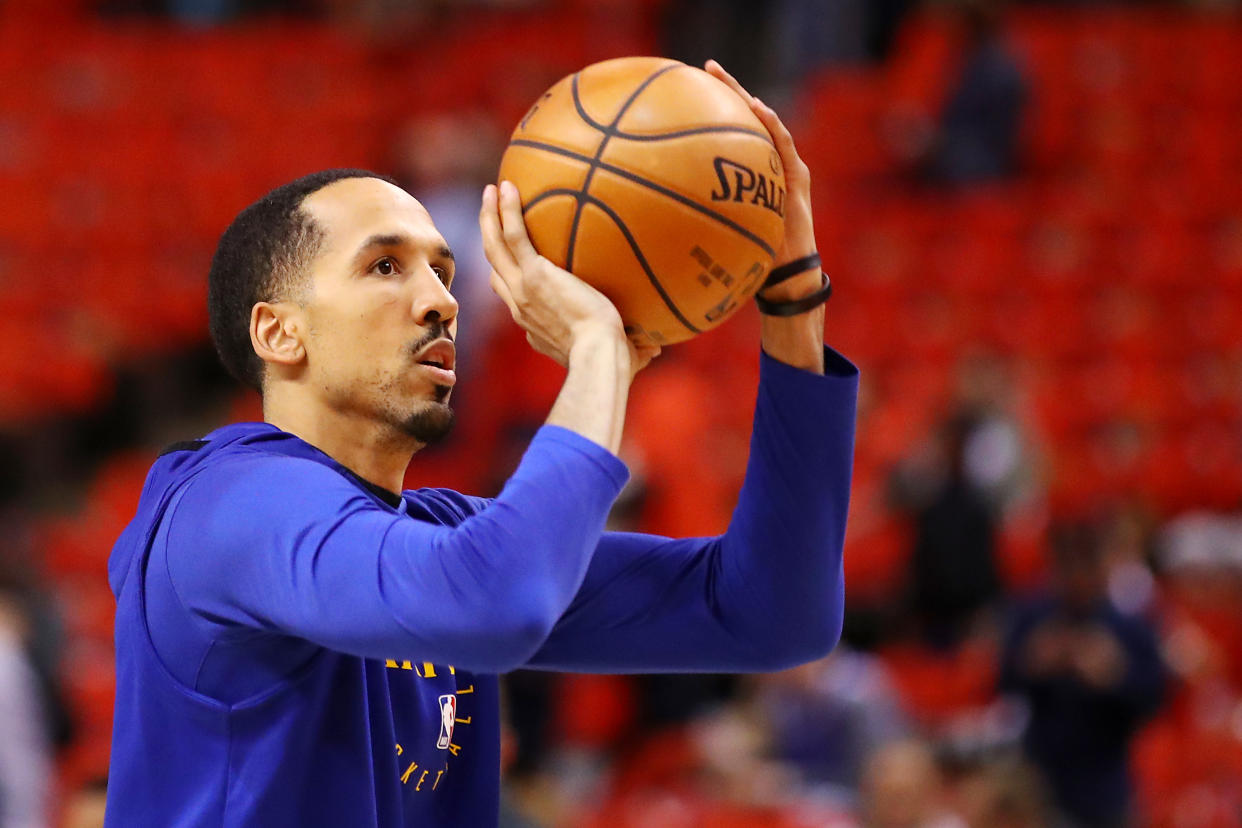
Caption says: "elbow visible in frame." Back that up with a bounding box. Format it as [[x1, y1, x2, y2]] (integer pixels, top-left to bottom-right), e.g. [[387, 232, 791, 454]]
[[775, 611, 844, 670], [745, 605, 844, 672], [734, 544, 846, 672], [460, 594, 561, 673], [498, 602, 560, 669]]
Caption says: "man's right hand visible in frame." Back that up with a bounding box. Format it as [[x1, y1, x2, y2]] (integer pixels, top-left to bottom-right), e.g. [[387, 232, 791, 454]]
[[480, 181, 658, 453], [479, 181, 660, 380]]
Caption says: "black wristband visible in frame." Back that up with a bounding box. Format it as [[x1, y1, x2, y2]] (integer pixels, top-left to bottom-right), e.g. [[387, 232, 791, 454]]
[[761, 252, 822, 291], [754, 271, 832, 316]]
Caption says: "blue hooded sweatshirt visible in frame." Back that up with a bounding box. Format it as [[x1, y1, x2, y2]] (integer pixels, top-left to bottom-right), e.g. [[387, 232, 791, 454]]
[[106, 348, 857, 826]]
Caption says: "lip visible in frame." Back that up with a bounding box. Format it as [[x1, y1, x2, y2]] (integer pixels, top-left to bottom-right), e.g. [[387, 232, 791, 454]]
[[414, 339, 457, 387], [419, 363, 457, 387]]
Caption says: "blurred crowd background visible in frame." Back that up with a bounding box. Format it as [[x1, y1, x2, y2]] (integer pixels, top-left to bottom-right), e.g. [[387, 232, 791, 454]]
[[1, 0, 1241, 825]]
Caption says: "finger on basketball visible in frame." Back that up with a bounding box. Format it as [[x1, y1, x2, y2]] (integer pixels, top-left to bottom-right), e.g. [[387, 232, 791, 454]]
[[749, 99, 810, 182], [480, 184, 520, 278], [497, 180, 540, 266], [704, 60, 754, 107]]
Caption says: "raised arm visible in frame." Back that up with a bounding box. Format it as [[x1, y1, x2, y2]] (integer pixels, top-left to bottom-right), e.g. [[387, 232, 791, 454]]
[[526, 62, 857, 673], [162, 424, 626, 675], [527, 347, 858, 673]]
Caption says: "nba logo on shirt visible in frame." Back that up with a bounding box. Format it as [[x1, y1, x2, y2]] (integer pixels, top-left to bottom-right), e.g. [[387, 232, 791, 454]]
[[436, 694, 456, 750]]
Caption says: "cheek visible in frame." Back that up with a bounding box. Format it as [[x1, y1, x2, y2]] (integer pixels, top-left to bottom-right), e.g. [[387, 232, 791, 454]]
[[309, 303, 405, 364]]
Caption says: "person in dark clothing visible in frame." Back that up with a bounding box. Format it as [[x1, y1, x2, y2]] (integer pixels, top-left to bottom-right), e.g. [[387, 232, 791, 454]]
[[930, 0, 1028, 184], [999, 522, 1166, 828], [897, 411, 1003, 648], [890, 0, 1029, 188]]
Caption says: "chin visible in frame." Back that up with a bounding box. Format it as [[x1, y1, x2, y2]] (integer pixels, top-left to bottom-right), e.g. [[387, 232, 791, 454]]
[[401, 400, 455, 445]]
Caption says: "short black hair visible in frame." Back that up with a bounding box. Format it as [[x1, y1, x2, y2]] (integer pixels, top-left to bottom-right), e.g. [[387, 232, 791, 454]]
[[207, 168, 399, 391]]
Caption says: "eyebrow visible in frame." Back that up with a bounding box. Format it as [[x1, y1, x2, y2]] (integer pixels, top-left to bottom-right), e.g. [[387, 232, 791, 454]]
[[355, 233, 455, 263]]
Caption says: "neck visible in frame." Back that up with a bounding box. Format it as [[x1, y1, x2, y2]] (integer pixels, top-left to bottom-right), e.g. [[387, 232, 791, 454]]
[[261, 385, 417, 495]]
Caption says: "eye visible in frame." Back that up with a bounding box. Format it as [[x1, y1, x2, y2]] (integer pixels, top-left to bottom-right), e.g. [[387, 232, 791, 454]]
[[433, 265, 452, 286], [372, 257, 397, 276]]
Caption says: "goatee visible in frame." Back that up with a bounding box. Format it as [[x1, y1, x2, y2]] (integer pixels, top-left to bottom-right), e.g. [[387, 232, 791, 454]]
[[402, 399, 455, 444]]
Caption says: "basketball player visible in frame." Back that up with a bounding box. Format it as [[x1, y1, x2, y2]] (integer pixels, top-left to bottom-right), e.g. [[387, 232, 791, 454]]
[[105, 61, 856, 826]]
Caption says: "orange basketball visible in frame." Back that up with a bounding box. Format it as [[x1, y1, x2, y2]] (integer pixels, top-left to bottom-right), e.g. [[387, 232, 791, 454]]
[[498, 57, 786, 346]]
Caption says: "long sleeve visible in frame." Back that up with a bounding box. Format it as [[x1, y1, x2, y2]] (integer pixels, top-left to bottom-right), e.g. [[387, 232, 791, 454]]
[[527, 347, 858, 673], [160, 426, 627, 674]]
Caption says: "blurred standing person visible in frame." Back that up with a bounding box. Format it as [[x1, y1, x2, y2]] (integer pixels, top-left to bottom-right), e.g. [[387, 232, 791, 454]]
[[893, 409, 1003, 648], [0, 576, 50, 828], [999, 522, 1166, 828], [891, 353, 1033, 647], [888, 0, 1028, 187]]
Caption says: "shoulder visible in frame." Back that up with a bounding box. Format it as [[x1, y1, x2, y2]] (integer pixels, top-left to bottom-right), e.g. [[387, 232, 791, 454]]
[[403, 488, 491, 526], [169, 448, 383, 540]]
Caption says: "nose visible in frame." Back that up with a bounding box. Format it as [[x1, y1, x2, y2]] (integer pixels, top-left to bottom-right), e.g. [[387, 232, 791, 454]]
[[410, 267, 459, 329]]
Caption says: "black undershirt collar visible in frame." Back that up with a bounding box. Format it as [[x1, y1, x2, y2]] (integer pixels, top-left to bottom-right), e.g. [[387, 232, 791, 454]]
[[339, 467, 404, 509]]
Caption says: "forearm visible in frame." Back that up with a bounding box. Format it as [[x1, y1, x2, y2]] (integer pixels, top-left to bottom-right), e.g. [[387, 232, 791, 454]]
[[393, 428, 627, 669], [715, 347, 855, 658], [528, 348, 858, 674], [170, 437, 628, 672], [545, 328, 631, 454]]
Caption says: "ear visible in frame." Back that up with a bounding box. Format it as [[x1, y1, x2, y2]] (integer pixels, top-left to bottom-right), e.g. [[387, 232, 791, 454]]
[[250, 301, 306, 373]]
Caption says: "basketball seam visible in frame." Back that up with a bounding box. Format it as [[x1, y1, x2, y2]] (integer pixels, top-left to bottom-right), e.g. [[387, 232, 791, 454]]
[[566, 63, 682, 272], [566, 70, 770, 142], [510, 137, 777, 259], [522, 188, 702, 336], [569, 72, 612, 135], [613, 125, 773, 142]]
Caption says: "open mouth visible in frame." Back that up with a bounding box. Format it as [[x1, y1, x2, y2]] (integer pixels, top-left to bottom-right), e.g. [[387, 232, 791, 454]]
[[414, 339, 457, 386]]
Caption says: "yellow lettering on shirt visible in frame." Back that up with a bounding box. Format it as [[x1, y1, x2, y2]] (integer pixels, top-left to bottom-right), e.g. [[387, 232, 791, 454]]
[[383, 660, 456, 679], [432, 770, 445, 790], [457, 685, 474, 694], [415, 769, 430, 791], [400, 762, 419, 784], [446, 743, 462, 756], [454, 716, 472, 725], [395, 743, 403, 756], [385, 659, 415, 670]]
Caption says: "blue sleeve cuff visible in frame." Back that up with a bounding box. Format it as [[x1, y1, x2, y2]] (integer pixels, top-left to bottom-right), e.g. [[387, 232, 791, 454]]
[[759, 345, 859, 383], [754, 345, 860, 450], [530, 425, 631, 492]]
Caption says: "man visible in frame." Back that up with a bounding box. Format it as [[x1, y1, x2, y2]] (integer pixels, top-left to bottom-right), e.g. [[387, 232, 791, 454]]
[[105, 62, 857, 826], [999, 521, 1165, 827]]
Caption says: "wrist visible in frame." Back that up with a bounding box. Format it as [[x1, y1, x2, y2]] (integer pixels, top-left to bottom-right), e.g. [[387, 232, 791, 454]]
[[760, 267, 823, 302], [567, 323, 631, 370], [759, 250, 821, 300], [756, 250, 831, 319]]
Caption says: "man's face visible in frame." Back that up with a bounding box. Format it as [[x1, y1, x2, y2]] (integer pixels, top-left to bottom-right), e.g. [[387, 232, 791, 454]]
[[296, 177, 459, 444]]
